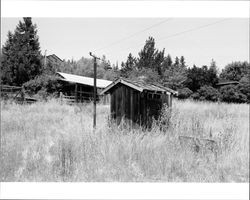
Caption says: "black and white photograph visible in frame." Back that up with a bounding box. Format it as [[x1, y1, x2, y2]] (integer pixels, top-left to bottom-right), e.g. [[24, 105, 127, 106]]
[[0, 1, 249, 199]]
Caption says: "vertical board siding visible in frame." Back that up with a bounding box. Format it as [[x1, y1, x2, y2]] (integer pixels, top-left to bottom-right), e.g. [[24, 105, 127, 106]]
[[109, 84, 173, 128], [121, 85, 125, 119], [130, 89, 134, 124], [116, 86, 122, 124], [111, 91, 115, 119]]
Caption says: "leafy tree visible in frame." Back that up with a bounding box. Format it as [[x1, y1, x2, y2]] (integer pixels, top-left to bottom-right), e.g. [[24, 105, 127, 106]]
[[1, 18, 43, 86], [219, 85, 247, 103], [23, 74, 62, 99], [162, 67, 187, 90], [184, 64, 218, 92], [220, 61, 250, 81], [192, 86, 220, 102], [236, 73, 250, 103]]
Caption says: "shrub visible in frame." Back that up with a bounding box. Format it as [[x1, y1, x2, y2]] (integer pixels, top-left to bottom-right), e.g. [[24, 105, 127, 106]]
[[177, 87, 193, 99], [191, 86, 220, 102], [190, 92, 200, 100], [220, 85, 247, 103], [23, 74, 62, 98], [237, 76, 250, 103]]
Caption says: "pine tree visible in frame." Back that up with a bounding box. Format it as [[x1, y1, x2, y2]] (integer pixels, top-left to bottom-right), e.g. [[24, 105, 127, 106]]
[[165, 54, 173, 67], [1, 17, 42, 86], [120, 53, 137, 78], [1, 31, 14, 84], [137, 36, 165, 75], [180, 56, 186, 68], [174, 56, 180, 67], [137, 37, 156, 70]]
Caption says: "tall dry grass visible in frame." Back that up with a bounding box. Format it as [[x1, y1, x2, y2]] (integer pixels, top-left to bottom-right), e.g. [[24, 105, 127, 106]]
[[0, 99, 249, 182]]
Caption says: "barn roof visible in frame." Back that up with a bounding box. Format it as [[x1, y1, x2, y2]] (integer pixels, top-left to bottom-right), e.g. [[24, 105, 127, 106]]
[[56, 72, 112, 88], [101, 78, 178, 95]]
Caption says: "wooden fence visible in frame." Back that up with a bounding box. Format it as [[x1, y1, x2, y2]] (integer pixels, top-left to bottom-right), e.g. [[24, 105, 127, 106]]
[[0, 85, 37, 104], [60, 92, 110, 104]]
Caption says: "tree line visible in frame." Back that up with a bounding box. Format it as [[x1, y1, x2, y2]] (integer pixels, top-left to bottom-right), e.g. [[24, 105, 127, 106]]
[[1, 18, 249, 103]]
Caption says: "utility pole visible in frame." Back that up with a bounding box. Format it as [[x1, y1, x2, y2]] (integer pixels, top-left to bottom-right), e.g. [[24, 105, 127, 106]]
[[89, 52, 100, 129], [89, 52, 111, 129]]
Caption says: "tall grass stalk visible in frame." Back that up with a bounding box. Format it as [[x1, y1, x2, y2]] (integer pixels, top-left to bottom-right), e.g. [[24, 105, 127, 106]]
[[0, 99, 249, 182]]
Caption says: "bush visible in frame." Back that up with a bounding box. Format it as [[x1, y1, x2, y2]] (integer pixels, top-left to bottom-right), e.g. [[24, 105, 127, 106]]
[[220, 85, 247, 103], [191, 86, 220, 102], [23, 74, 62, 99], [177, 87, 193, 99], [237, 76, 250, 103], [191, 92, 200, 100]]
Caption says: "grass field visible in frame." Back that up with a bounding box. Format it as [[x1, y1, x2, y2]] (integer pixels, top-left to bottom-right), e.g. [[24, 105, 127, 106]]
[[0, 99, 249, 182]]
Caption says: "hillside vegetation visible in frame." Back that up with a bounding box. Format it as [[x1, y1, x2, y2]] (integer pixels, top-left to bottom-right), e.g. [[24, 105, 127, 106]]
[[0, 100, 249, 182], [1, 18, 250, 104]]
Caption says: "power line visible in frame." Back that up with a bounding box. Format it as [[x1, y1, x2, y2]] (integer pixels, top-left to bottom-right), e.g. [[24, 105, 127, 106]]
[[105, 18, 230, 57], [94, 18, 172, 52], [157, 18, 230, 42]]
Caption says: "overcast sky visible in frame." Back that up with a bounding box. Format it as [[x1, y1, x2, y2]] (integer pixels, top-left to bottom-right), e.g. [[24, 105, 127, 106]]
[[1, 18, 248, 70]]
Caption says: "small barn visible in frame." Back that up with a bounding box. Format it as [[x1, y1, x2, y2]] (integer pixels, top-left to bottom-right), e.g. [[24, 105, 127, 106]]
[[101, 78, 178, 128], [56, 72, 112, 103]]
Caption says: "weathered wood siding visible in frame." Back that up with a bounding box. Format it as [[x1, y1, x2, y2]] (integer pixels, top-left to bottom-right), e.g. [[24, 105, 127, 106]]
[[109, 84, 173, 128]]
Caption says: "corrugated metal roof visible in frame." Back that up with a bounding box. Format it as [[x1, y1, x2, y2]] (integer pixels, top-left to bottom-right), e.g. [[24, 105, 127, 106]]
[[101, 78, 178, 95], [56, 72, 112, 88]]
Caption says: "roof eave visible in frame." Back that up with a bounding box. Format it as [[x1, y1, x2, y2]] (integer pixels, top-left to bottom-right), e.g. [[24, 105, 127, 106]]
[[100, 79, 144, 95]]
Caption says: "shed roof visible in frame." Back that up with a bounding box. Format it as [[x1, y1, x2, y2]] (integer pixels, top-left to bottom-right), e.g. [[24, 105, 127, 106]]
[[56, 72, 112, 88], [47, 54, 63, 63], [101, 78, 178, 95], [216, 80, 239, 86]]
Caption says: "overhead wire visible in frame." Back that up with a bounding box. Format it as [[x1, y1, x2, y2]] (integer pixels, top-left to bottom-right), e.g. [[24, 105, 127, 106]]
[[94, 18, 173, 52], [104, 18, 230, 57]]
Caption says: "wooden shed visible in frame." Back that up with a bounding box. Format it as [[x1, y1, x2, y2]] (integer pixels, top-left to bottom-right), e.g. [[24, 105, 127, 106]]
[[101, 78, 178, 128], [56, 72, 112, 103]]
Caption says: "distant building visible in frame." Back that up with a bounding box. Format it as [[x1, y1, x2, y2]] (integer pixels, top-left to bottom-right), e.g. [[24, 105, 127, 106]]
[[56, 72, 112, 103], [101, 78, 178, 128], [216, 80, 239, 88]]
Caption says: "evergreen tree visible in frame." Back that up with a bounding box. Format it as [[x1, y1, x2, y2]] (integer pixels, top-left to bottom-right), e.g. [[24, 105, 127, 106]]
[[174, 56, 180, 67], [137, 36, 165, 75], [120, 53, 137, 78], [1, 31, 14, 84], [137, 37, 156, 70], [153, 48, 165, 76], [1, 17, 42, 86], [165, 54, 173, 67], [161, 54, 172, 74], [208, 59, 219, 87], [180, 56, 186, 68]]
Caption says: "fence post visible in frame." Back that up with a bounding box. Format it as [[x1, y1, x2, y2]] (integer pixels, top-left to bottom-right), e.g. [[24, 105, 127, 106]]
[[60, 92, 63, 104]]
